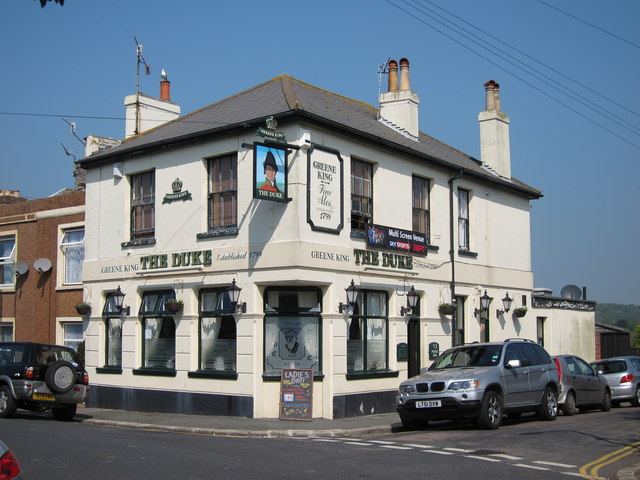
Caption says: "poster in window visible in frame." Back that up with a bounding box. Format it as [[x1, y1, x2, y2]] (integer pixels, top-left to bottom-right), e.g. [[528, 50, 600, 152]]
[[253, 143, 288, 202], [265, 317, 318, 374], [307, 145, 343, 233]]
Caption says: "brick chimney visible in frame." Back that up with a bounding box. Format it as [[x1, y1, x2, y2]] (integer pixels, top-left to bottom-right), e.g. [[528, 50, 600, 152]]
[[124, 69, 180, 138], [379, 58, 420, 140], [478, 80, 511, 179]]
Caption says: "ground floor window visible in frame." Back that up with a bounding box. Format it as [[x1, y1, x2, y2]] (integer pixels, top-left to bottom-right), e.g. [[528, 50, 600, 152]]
[[347, 290, 388, 373], [537, 317, 546, 347], [453, 296, 465, 346], [264, 287, 321, 377], [62, 322, 83, 351], [0, 323, 13, 341], [199, 288, 236, 372], [102, 291, 123, 368], [140, 290, 176, 370]]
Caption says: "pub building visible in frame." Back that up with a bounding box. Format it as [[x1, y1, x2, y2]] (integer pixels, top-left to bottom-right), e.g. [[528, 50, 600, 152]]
[[79, 60, 595, 419]]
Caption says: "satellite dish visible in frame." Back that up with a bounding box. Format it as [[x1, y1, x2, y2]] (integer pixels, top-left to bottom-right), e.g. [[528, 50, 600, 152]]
[[560, 284, 582, 299], [34, 258, 52, 273], [15, 261, 28, 276]]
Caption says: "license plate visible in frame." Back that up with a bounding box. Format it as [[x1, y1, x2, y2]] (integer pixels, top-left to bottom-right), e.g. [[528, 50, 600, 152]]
[[32, 393, 55, 401], [416, 400, 441, 408]]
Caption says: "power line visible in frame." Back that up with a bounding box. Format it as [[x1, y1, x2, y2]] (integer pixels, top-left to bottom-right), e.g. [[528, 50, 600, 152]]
[[535, 0, 640, 50], [385, 0, 640, 150]]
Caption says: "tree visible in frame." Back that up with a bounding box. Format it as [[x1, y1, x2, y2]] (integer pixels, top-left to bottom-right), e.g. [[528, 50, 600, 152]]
[[633, 324, 640, 349], [38, 0, 64, 6]]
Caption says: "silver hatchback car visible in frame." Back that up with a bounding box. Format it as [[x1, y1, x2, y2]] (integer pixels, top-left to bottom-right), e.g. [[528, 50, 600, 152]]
[[396, 339, 560, 430], [590, 356, 640, 407]]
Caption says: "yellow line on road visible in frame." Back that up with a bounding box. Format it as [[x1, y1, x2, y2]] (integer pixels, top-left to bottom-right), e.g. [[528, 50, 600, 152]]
[[579, 441, 640, 479]]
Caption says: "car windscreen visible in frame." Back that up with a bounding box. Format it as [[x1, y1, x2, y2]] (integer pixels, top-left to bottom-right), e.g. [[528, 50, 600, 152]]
[[430, 345, 502, 370], [591, 360, 626, 374]]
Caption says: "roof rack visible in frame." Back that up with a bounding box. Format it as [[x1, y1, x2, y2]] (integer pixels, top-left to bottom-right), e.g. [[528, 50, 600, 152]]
[[504, 338, 535, 343]]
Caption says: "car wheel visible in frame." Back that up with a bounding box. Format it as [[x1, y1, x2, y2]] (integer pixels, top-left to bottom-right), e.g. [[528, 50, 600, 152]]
[[538, 387, 558, 421], [631, 385, 640, 407], [601, 390, 612, 412], [45, 360, 77, 394], [476, 391, 502, 430], [562, 391, 576, 416], [0, 385, 17, 418], [52, 404, 77, 421]]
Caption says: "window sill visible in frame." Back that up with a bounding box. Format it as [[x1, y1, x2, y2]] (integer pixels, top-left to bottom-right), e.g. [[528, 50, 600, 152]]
[[122, 239, 156, 248], [427, 245, 439, 253], [196, 228, 239, 239], [96, 366, 123, 375], [350, 230, 368, 239], [262, 374, 324, 382], [346, 370, 399, 380], [188, 370, 238, 380], [132, 367, 176, 377], [458, 249, 478, 258]]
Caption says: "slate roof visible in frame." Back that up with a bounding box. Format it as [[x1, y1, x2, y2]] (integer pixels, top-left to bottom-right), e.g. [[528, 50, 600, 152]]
[[79, 74, 541, 198]]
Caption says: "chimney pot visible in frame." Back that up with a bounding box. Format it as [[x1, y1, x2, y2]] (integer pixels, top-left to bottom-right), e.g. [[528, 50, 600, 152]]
[[387, 59, 398, 92], [484, 80, 500, 112], [160, 70, 171, 101], [399, 57, 410, 90]]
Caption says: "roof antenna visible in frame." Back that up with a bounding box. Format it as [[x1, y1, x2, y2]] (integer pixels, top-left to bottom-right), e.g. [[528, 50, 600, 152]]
[[63, 118, 85, 146], [133, 36, 151, 135], [377, 57, 390, 119], [60, 143, 76, 161]]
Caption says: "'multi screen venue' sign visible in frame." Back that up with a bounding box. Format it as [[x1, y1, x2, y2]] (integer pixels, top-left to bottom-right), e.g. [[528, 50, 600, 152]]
[[367, 224, 428, 256]]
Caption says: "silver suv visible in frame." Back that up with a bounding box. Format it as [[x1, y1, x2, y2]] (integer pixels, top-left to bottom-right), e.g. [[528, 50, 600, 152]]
[[0, 342, 89, 421], [396, 339, 559, 429]]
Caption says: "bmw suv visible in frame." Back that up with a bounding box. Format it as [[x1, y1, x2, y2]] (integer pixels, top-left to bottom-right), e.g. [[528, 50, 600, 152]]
[[0, 342, 89, 421], [396, 339, 559, 429]]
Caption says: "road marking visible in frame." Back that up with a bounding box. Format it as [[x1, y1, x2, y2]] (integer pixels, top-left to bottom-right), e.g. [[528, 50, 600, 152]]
[[579, 441, 640, 480], [513, 463, 550, 471], [380, 445, 412, 450], [368, 440, 395, 444], [489, 454, 522, 460], [533, 460, 576, 468], [345, 441, 373, 446], [423, 449, 455, 455], [443, 447, 472, 453], [313, 439, 340, 443], [403, 443, 434, 449], [464, 455, 502, 462]]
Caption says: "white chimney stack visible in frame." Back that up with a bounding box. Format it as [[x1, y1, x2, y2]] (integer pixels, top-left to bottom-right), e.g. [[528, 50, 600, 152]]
[[124, 70, 180, 138], [379, 58, 420, 140], [478, 80, 511, 179]]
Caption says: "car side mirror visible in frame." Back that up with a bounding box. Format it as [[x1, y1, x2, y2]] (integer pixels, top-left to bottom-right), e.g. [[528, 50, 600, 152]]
[[505, 359, 521, 369]]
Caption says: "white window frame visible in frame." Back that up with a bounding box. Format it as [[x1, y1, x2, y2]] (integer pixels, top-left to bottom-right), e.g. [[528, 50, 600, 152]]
[[61, 321, 83, 352], [0, 233, 17, 289], [60, 226, 85, 285], [0, 320, 15, 342]]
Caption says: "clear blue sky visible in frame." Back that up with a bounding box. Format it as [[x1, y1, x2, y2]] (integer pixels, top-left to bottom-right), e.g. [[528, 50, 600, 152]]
[[1, 1, 638, 305]]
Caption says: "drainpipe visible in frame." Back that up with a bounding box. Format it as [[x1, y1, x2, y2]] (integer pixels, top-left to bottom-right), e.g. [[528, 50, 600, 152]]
[[448, 170, 464, 305]]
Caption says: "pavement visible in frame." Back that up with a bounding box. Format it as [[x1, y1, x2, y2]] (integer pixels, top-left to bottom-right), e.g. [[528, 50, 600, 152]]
[[75, 406, 640, 479], [76, 405, 399, 438]]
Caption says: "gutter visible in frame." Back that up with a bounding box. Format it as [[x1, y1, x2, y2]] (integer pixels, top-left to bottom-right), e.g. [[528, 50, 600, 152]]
[[448, 170, 464, 307]]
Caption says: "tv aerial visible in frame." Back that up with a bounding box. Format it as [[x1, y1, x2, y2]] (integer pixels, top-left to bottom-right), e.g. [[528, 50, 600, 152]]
[[560, 284, 582, 299], [133, 36, 151, 135]]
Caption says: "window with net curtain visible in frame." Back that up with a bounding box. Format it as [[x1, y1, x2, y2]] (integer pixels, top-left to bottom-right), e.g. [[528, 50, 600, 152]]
[[458, 188, 470, 251], [263, 288, 321, 376], [139, 290, 175, 369], [102, 293, 122, 368], [199, 288, 236, 372], [0, 235, 16, 286], [60, 228, 84, 285], [347, 290, 388, 373], [351, 159, 373, 232]]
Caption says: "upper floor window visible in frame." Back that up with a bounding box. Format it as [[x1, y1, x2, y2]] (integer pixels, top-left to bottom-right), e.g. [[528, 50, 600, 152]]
[[0, 235, 16, 286], [208, 154, 237, 232], [351, 159, 373, 232], [458, 188, 470, 251], [131, 171, 155, 240], [412, 176, 430, 242], [60, 228, 84, 285]]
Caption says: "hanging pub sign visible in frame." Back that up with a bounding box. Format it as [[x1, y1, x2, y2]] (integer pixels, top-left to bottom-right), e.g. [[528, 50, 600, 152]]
[[253, 143, 288, 202], [307, 145, 343, 233], [367, 223, 428, 256]]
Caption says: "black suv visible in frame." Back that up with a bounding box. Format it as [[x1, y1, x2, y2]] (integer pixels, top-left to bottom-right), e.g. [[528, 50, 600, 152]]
[[0, 342, 89, 421]]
